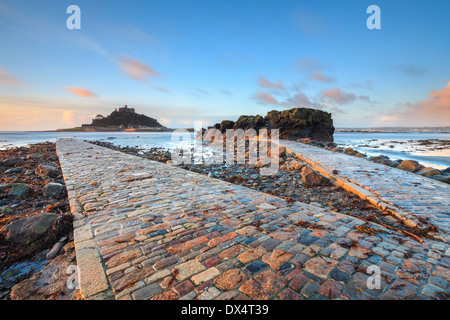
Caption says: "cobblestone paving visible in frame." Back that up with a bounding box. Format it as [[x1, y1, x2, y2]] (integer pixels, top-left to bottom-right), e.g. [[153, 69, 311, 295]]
[[57, 138, 449, 300], [280, 140, 450, 239]]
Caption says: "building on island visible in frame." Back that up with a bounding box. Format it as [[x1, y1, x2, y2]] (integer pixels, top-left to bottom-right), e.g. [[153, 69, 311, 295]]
[[117, 105, 135, 113]]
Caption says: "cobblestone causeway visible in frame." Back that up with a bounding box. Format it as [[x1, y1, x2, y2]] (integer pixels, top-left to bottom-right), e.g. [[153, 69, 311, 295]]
[[57, 138, 449, 300], [280, 140, 450, 240]]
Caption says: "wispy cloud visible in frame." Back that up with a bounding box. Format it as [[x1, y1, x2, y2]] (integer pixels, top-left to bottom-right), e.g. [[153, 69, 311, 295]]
[[393, 81, 450, 126], [384, 64, 427, 76], [253, 91, 279, 105], [285, 93, 313, 108], [320, 88, 368, 105], [64, 87, 97, 98], [296, 11, 327, 35], [117, 56, 160, 81], [153, 86, 170, 93], [294, 58, 334, 83], [0, 67, 23, 86], [257, 76, 285, 90], [309, 71, 334, 83]]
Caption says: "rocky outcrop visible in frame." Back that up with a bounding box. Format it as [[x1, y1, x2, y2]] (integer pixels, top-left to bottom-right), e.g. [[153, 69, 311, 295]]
[[209, 108, 335, 142]]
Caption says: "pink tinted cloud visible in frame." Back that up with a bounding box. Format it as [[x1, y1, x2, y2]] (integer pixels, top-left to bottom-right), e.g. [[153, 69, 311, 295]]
[[253, 91, 279, 105], [257, 76, 284, 90], [309, 71, 334, 83], [320, 88, 357, 105], [399, 81, 450, 125], [118, 56, 160, 81], [64, 87, 97, 98], [286, 93, 313, 108], [0, 67, 23, 86], [294, 58, 334, 83]]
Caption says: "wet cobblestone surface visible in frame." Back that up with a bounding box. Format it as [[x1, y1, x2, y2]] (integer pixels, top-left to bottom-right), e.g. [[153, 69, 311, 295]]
[[280, 140, 450, 239], [57, 138, 449, 300]]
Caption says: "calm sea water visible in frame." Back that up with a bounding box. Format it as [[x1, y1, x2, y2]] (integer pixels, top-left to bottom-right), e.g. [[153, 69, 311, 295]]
[[0, 131, 449, 169]]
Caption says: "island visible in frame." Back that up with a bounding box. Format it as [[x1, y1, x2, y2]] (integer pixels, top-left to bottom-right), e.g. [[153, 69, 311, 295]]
[[57, 105, 171, 132]]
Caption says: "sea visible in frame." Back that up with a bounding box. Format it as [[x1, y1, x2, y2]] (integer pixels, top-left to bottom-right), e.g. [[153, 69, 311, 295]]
[[0, 130, 449, 170]]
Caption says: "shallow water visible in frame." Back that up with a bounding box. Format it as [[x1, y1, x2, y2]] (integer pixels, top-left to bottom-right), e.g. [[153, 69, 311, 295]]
[[1, 131, 449, 169], [334, 132, 450, 169]]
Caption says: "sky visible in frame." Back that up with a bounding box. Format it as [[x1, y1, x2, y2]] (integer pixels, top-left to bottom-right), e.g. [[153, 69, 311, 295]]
[[0, 0, 449, 131]]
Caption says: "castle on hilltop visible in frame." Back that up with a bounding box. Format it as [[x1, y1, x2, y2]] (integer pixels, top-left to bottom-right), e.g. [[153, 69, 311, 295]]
[[115, 105, 135, 114], [78, 105, 167, 131]]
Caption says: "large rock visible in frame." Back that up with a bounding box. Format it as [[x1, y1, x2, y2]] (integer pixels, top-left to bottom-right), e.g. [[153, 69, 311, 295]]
[[2, 157, 24, 167], [368, 155, 391, 165], [35, 165, 57, 178], [8, 183, 31, 199], [0, 213, 59, 246], [43, 183, 64, 198], [397, 160, 424, 173], [208, 107, 335, 142], [301, 166, 329, 186], [432, 175, 450, 184], [416, 167, 442, 177]]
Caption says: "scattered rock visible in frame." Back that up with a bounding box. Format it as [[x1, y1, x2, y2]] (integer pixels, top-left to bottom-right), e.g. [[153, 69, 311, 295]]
[[301, 166, 329, 186], [35, 165, 57, 178], [0, 184, 11, 192], [27, 154, 43, 160], [8, 183, 31, 200], [46, 242, 63, 260], [433, 175, 450, 184], [2, 157, 24, 167], [5, 167, 23, 174], [0, 207, 14, 216], [0, 213, 59, 246], [416, 167, 443, 177], [42, 183, 64, 198], [396, 160, 424, 173], [368, 155, 391, 165]]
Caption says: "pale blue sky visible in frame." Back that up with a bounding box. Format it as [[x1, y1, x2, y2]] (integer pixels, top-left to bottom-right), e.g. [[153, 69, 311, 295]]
[[0, 0, 449, 130]]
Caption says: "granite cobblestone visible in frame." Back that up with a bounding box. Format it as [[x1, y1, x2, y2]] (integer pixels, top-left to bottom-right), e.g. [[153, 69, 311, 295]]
[[57, 138, 449, 300]]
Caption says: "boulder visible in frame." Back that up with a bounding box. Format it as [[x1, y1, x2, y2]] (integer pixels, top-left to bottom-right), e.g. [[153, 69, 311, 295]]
[[43, 183, 64, 198], [301, 166, 329, 186], [0, 213, 59, 246], [2, 157, 24, 167], [368, 155, 391, 165], [5, 167, 23, 174], [432, 175, 450, 184], [35, 165, 57, 178], [8, 183, 31, 199], [416, 167, 443, 177], [397, 160, 424, 173], [443, 167, 450, 174], [343, 148, 356, 155]]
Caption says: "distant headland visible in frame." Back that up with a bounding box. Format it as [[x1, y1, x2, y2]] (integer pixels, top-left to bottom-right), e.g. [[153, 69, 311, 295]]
[[56, 105, 172, 132]]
